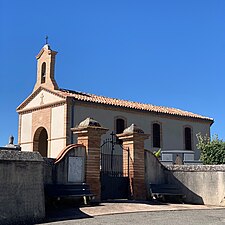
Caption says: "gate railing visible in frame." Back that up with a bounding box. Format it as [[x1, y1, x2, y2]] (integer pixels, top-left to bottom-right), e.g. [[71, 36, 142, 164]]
[[100, 132, 130, 177]]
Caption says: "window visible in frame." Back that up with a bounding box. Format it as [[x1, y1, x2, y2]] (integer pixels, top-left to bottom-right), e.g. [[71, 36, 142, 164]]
[[153, 123, 161, 148], [115, 118, 125, 144], [184, 127, 192, 150], [41, 62, 46, 83], [116, 118, 125, 134]]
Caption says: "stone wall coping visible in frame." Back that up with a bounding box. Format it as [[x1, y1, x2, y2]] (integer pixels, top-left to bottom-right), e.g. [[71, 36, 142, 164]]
[[71, 126, 108, 133], [0, 150, 43, 162], [123, 124, 144, 134], [166, 164, 225, 172], [43, 157, 55, 165], [54, 144, 85, 164], [77, 117, 101, 128]]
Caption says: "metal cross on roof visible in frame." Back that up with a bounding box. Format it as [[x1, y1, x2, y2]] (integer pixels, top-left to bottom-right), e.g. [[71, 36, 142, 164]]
[[45, 35, 48, 45]]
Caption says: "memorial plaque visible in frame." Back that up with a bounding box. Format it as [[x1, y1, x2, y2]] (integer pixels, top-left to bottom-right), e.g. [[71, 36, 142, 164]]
[[68, 157, 84, 183]]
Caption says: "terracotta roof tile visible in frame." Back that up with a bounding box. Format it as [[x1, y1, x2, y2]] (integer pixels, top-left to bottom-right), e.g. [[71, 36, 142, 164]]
[[55, 88, 213, 122]]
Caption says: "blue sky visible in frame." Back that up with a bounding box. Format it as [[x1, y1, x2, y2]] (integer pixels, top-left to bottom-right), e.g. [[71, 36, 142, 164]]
[[0, 0, 225, 146]]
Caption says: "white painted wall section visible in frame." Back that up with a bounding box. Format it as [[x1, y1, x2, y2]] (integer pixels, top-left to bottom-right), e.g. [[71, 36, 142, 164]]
[[73, 103, 211, 160], [50, 139, 65, 158], [21, 113, 32, 144], [24, 90, 64, 110], [51, 105, 65, 139], [20, 143, 33, 151]]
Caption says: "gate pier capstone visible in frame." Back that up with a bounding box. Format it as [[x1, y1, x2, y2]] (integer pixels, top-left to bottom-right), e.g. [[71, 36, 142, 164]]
[[71, 118, 108, 200], [117, 124, 149, 200]]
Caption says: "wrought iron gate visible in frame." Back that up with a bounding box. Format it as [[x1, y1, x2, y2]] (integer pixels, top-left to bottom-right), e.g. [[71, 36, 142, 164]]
[[100, 132, 130, 200]]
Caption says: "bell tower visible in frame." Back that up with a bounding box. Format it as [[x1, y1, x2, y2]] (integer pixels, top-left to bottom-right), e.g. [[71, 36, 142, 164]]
[[33, 42, 58, 92]]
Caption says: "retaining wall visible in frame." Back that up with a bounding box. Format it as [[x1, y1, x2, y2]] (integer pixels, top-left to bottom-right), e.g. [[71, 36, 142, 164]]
[[145, 150, 225, 206], [166, 165, 225, 205], [0, 150, 45, 225], [144, 150, 168, 198], [43, 158, 55, 185]]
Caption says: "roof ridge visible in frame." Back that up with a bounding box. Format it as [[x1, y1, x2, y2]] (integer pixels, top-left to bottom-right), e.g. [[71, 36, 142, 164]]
[[60, 88, 162, 107], [59, 88, 92, 97], [57, 88, 213, 122]]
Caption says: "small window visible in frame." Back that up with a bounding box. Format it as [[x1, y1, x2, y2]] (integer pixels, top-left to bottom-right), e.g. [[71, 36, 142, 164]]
[[116, 118, 125, 134], [153, 123, 161, 148], [41, 62, 46, 83], [115, 118, 125, 144], [185, 127, 192, 150]]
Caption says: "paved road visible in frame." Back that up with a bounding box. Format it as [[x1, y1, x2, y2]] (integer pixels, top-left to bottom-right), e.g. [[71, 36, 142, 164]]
[[40, 209, 225, 225]]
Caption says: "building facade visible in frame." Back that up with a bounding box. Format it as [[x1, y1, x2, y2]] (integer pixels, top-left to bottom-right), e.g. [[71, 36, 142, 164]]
[[17, 44, 213, 159]]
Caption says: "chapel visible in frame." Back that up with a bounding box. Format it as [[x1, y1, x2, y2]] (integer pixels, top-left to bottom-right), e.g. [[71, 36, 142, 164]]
[[17, 44, 213, 159]]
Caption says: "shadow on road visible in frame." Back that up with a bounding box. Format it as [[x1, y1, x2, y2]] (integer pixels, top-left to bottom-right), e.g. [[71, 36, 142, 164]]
[[38, 199, 178, 224], [40, 199, 95, 224]]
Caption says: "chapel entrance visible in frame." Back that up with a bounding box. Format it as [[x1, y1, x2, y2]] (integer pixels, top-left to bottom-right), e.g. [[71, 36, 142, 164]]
[[100, 132, 130, 200], [33, 127, 48, 157]]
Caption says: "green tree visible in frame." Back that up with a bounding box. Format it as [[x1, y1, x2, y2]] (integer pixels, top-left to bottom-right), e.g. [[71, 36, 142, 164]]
[[197, 133, 225, 164]]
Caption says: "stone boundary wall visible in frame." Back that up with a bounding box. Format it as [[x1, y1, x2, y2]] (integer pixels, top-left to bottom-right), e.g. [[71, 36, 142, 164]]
[[144, 150, 168, 198], [43, 158, 55, 185], [145, 150, 225, 206], [166, 165, 225, 172], [0, 150, 45, 225], [166, 165, 225, 206]]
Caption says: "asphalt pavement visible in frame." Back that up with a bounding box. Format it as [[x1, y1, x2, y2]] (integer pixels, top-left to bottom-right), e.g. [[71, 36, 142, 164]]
[[38, 201, 225, 225], [40, 209, 225, 225]]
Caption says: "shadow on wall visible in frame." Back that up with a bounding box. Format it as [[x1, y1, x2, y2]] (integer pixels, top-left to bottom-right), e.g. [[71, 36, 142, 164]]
[[144, 150, 204, 204], [144, 149, 167, 198], [42, 158, 94, 223], [43, 157, 56, 185], [165, 170, 204, 204]]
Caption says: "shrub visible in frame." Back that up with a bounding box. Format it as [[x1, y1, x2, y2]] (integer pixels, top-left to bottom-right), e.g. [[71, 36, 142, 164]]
[[153, 148, 161, 158], [197, 133, 225, 164]]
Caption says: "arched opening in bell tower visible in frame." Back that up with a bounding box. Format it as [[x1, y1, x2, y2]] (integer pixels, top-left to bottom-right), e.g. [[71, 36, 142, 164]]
[[33, 127, 48, 157], [41, 62, 46, 83]]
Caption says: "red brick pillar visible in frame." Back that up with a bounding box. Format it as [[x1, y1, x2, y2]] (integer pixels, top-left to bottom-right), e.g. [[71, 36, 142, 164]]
[[117, 124, 149, 200], [71, 118, 108, 200]]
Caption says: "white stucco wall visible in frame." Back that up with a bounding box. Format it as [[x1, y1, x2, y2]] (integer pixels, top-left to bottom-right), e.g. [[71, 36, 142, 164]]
[[21, 113, 32, 144], [73, 103, 211, 160], [24, 90, 63, 110], [20, 143, 33, 151], [51, 106, 65, 138], [50, 139, 65, 158], [18, 98, 211, 160], [50, 105, 66, 158]]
